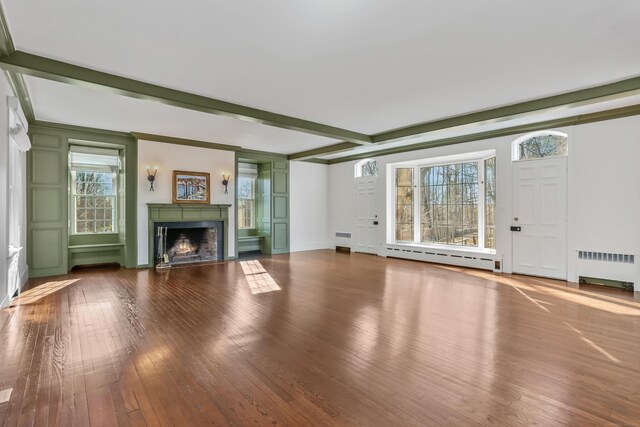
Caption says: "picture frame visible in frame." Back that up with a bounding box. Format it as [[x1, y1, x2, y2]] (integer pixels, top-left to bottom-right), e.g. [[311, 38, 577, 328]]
[[172, 170, 211, 204]]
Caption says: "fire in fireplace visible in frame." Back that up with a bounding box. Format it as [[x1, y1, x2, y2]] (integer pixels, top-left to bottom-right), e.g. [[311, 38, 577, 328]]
[[154, 221, 223, 265]]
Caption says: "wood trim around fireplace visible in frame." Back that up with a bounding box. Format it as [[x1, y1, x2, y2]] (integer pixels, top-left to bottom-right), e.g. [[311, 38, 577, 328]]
[[147, 203, 231, 267]]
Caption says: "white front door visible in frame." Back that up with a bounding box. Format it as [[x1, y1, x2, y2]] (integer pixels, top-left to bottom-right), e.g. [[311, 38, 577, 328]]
[[512, 157, 567, 280], [354, 176, 378, 254]]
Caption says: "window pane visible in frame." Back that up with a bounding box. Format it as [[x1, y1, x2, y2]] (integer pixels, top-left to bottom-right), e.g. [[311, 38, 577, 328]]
[[484, 157, 497, 249], [418, 162, 478, 247], [518, 134, 567, 160], [361, 160, 378, 177], [395, 168, 413, 241]]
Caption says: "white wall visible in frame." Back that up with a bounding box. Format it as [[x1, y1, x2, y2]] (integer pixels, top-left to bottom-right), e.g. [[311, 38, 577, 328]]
[[328, 132, 520, 272], [328, 117, 640, 285], [290, 161, 331, 252], [567, 116, 640, 286], [0, 75, 29, 308], [137, 140, 235, 265]]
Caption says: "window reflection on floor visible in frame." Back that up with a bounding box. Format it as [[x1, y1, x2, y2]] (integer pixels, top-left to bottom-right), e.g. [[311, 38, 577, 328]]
[[239, 260, 281, 294], [11, 279, 81, 306]]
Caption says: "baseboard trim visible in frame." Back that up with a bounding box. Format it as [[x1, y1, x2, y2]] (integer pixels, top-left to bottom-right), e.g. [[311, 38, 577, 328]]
[[290, 241, 333, 253]]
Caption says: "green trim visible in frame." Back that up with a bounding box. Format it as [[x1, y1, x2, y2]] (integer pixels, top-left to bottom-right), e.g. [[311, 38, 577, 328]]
[[0, 51, 371, 144], [237, 149, 287, 162], [0, 3, 36, 123], [288, 77, 640, 160], [299, 158, 329, 165], [373, 77, 640, 144], [5, 71, 35, 122], [0, 0, 14, 56], [32, 120, 133, 138], [288, 141, 360, 160], [147, 203, 232, 266], [28, 123, 138, 269], [325, 104, 640, 164], [131, 132, 238, 151]]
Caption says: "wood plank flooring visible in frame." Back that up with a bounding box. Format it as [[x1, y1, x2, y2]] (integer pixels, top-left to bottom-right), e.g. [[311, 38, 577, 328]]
[[1, 250, 640, 426]]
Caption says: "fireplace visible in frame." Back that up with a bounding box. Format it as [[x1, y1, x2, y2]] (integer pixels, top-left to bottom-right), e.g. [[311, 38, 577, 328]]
[[154, 221, 224, 265]]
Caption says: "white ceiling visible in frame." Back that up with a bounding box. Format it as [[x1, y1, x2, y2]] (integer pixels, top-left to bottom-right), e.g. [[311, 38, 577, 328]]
[[319, 93, 640, 159], [24, 76, 339, 154], [4, 0, 640, 155]]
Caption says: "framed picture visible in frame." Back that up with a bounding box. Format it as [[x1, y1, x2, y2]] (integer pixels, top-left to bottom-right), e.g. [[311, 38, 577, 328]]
[[172, 170, 210, 204]]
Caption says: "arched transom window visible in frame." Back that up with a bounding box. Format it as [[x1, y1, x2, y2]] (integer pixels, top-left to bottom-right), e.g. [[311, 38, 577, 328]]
[[354, 159, 378, 178], [513, 131, 568, 161]]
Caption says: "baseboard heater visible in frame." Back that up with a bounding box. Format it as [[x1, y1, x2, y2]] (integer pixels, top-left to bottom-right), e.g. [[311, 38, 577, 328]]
[[385, 245, 499, 272], [575, 250, 637, 291]]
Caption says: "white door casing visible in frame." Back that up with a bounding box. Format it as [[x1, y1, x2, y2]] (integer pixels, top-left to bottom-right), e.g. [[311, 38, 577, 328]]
[[354, 176, 378, 254], [512, 157, 568, 280]]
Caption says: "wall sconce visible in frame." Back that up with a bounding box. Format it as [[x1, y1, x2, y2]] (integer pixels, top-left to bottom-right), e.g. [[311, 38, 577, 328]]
[[147, 166, 158, 191], [222, 173, 230, 194]]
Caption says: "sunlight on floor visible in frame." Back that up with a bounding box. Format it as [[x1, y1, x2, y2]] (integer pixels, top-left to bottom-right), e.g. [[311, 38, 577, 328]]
[[501, 275, 624, 364], [240, 260, 281, 295], [563, 322, 621, 364], [10, 279, 81, 306], [453, 267, 640, 316]]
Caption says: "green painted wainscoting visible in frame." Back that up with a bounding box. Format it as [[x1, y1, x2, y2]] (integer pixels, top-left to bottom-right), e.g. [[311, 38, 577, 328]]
[[27, 124, 138, 277], [147, 204, 231, 267]]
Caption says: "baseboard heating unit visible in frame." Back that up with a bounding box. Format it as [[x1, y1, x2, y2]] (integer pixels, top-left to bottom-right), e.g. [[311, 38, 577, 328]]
[[385, 244, 500, 272]]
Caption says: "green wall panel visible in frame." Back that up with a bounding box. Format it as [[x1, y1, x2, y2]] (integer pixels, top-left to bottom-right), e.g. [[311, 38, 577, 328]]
[[32, 133, 61, 149], [32, 150, 62, 184], [273, 171, 288, 193], [273, 196, 287, 220], [31, 229, 63, 269], [31, 188, 63, 222], [273, 223, 288, 250], [28, 124, 138, 277]]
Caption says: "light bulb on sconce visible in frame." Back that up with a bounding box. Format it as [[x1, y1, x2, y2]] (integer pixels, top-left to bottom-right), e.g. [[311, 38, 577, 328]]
[[222, 173, 231, 195], [146, 166, 158, 191]]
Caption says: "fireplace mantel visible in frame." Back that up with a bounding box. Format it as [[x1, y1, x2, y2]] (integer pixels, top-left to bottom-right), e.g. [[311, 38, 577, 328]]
[[147, 203, 231, 267]]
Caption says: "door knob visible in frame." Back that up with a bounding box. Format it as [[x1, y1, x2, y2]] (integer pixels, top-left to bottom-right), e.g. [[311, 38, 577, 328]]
[[514, 217, 519, 222]]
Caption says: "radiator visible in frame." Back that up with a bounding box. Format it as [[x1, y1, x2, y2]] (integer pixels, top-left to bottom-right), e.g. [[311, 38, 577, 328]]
[[575, 250, 638, 290], [385, 244, 499, 272]]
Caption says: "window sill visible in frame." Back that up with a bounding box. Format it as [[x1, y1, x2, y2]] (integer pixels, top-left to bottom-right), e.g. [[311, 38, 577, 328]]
[[388, 242, 496, 256], [71, 232, 119, 236]]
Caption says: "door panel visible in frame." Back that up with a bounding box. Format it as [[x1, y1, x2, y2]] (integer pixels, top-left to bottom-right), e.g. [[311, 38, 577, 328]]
[[354, 177, 378, 254], [512, 157, 567, 280]]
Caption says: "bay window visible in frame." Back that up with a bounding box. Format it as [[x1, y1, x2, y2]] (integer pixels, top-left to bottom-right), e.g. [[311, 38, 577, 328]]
[[392, 153, 496, 251]]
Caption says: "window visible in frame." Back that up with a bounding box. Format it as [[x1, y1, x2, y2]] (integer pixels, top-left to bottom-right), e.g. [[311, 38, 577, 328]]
[[238, 176, 255, 229], [514, 131, 568, 161], [393, 152, 496, 251], [484, 157, 496, 249], [70, 147, 119, 234], [355, 159, 379, 177], [395, 168, 414, 241]]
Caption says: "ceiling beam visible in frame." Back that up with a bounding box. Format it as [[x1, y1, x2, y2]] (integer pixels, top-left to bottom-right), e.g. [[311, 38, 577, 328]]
[[0, 51, 372, 144], [0, 4, 35, 122], [131, 132, 238, 152], [288, 141, 360, 161], [372, 76, 640, 143], [288, 75, 640, 159], [322, 103, 640, 164]]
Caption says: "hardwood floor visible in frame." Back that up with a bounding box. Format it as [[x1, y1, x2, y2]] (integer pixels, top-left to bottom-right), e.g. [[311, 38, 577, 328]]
[[1, 250, 640, 426]]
